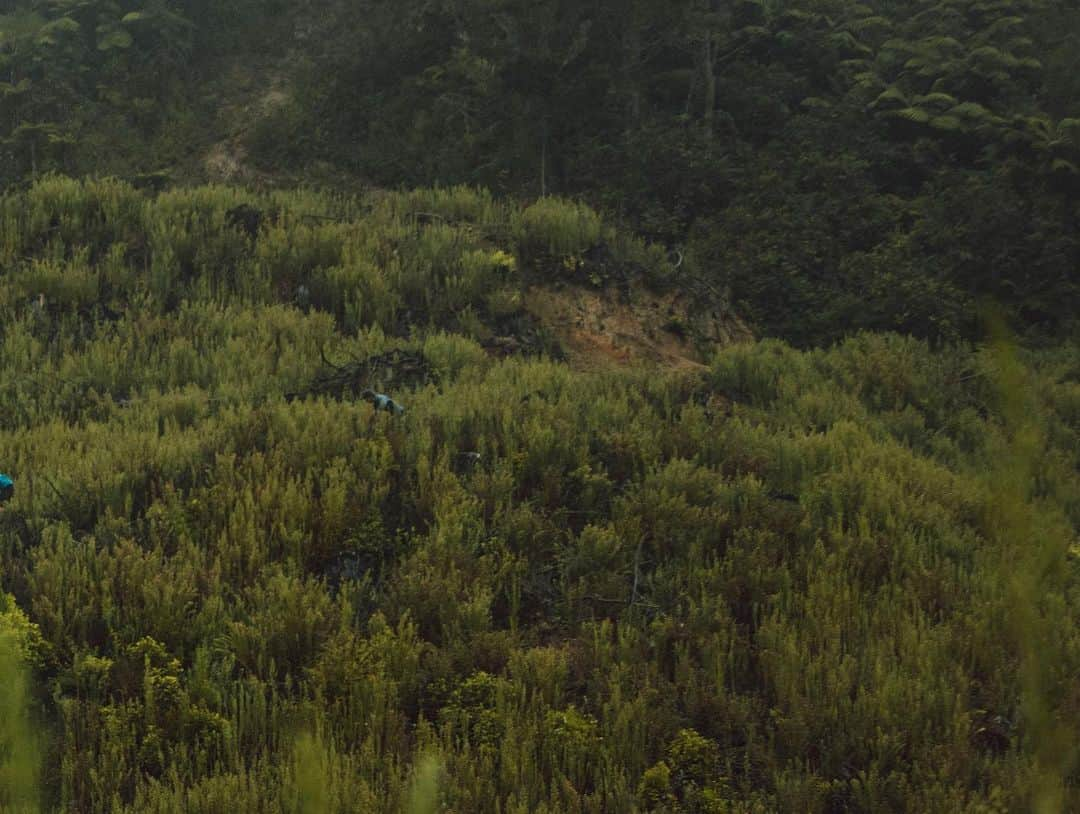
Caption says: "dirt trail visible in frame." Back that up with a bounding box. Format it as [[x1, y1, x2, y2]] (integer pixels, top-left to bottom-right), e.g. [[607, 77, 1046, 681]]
[[203, 65, 290, 184]]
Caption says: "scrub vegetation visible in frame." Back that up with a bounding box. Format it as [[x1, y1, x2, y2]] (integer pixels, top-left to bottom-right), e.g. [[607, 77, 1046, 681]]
[[0, 178, 1077, 812], [1, 0, 1079, 811]]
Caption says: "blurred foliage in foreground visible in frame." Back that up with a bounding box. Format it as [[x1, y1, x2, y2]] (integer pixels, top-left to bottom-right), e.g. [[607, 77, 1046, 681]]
[[0, 178, 1077, 811]]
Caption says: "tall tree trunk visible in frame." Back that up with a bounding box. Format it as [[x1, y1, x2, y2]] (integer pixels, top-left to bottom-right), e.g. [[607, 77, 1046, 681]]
[[540, 118, 548, 197], [623, 20, 642, 129], [702, 34, 716, 140]]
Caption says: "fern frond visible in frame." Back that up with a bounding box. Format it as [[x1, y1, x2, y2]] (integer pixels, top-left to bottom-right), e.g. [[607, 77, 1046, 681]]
[[913, 92, 959, 112], [929, 115, 964, 132], [968, 46, 1019, 70], [918, 36, 964, 54], [1004, 36, 1035, 53], [800, 96, 832, 111], [880, 38, 916, 55], [737, 25, 771, 42], [871, 86, 909, 111], [830, 31, 872, 57], [948, 102, 996, 121], [839, 58, 873, 71], [849, 16, 892, 32], [910, 6, 965, 30], [883, 106, 932, 125], [852, 71, 885, 90], [970, 0, 1022, 18], [0, 79, 32, 97], [777, 9, 816, 27], [980, 16, 1025, 39], [1056, 119, 1080, 147], [1049, 158, 1079, 176], [1026, 116, 1054, 137], [903, 55, 955, 79], [35, 15, 80, 46], [1001, 128, 1034, 149]]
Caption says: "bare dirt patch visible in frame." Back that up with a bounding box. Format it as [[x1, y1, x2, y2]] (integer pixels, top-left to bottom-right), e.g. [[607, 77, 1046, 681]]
[[524, 282, 751, 371]]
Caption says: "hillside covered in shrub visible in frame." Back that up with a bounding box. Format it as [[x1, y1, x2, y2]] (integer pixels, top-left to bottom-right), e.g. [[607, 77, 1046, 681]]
[[0, 178, 1077, 812], [2, 0, 1079, 344], [2, 0, 1080, 811]]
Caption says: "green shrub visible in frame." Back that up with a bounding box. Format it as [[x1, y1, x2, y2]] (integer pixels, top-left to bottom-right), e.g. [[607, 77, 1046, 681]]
[[512, 197, 607, 261], [0, 177, 1076, 812]]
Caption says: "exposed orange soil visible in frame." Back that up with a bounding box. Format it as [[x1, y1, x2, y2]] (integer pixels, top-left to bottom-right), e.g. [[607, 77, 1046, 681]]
[[524, 282, 752, 371]]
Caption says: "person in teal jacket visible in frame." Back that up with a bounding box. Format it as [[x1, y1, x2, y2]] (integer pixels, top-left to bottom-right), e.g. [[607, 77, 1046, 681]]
[[360, 389, 405, 416], [0, 474, 13, 508]]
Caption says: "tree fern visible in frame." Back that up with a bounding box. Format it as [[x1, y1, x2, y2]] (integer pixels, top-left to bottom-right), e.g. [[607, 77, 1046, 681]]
[[0, 9, 47, 48], [913, 92, 959, 111], [1016, 115, 1054, 141], [0, 79, 32, 98], [871, 86, 910, 111], [929, 113, 964, 131], [917, 35, 965, 54], [34, 15, 80, 46], [880, 37, 917, 55], [947, 100, 999, 122], [852, 69, 883, 86], [829, 30, 873, 58], [849, 15, 894, 34], [800, 96, 833, 111], [885, 105, 933, 124], [909, 5, 966, 32], [979, 16, 1026, 40], [775, 9, 819, 29], [1056, 118, 1080, 147], [968, 45, 1020, 70], [1049, 158, 1079, 176]]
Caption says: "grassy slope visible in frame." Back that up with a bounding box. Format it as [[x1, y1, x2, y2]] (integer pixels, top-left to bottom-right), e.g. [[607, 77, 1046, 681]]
[[0, 178, 1077, 812]]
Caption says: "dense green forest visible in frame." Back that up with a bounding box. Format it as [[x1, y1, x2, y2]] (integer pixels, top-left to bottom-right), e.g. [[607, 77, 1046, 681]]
[[2, 0, 1080, 343], [1, 1, 1079, 812]]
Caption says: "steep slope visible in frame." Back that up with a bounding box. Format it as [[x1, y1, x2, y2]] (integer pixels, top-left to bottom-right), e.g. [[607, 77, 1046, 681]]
[[1, 178, 1078, 812]]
